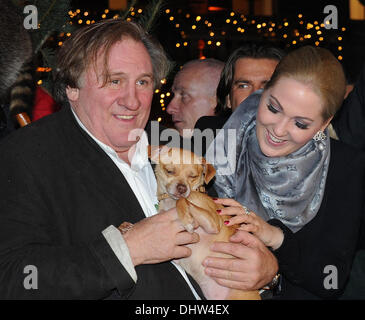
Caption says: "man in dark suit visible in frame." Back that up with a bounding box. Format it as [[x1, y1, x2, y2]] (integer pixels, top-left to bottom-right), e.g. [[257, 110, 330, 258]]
[[0, 18, 201, 300], [0, 19, 278, 299]]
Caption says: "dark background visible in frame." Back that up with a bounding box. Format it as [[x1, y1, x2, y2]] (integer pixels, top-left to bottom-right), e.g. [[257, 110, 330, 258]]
[[66, 0, 365, 128]]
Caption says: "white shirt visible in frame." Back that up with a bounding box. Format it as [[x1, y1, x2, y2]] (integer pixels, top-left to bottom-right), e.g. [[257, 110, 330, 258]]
[[71, 109, 201, 299]]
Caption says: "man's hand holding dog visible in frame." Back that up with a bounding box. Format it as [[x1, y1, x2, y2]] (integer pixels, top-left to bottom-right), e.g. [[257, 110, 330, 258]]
[[123, 208, 200, 266]]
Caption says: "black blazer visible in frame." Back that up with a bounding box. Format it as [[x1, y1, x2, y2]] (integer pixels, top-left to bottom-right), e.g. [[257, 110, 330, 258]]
[[0, 106, 199, 299], [194, 114, 231, 133], [268, 139, 365, 299], [193, 114, 231, 156], [0, 103, 15, 140]]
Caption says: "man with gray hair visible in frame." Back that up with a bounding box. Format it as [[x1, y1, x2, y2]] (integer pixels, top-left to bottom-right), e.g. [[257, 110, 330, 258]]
[[0, 18, 201, 300], [167, 58, 224, 138]]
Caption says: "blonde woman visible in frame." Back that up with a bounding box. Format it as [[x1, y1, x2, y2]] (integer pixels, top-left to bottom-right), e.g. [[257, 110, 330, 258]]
[[205, 46, 365, 299]]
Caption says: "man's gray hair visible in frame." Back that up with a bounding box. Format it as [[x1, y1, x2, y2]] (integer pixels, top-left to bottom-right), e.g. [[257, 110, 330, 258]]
[[182, 58, 224, 73], [53, 19, 172, 106]]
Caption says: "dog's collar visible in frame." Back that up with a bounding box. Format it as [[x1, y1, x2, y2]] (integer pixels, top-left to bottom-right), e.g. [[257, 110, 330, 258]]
[[198, 186, 206, 193], [158, 186, 206, 201], [158, 193, 171, 201]]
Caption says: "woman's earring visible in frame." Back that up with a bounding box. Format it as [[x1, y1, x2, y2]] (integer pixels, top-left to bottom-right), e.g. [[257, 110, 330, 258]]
[[313, 131, 326, 141], [313, 131, 326, 151]]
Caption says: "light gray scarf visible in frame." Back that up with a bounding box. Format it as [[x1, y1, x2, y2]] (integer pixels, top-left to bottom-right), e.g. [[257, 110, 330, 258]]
[[206, 91, 330, 232]]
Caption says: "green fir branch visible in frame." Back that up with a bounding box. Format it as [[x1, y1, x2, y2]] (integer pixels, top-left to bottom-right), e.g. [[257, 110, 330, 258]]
[[120, 0, 138, 21], [38, 0, 57, 25], [138, 0, 165, 33]]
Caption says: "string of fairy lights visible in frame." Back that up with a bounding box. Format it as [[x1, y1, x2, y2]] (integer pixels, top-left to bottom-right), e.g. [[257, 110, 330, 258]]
[[37, 5, 348, 123], [163, 9, 346, 59]]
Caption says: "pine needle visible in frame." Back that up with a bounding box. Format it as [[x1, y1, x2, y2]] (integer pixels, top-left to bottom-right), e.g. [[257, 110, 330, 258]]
[[138, 0, 165, 33], [120, 0, 138, 21]]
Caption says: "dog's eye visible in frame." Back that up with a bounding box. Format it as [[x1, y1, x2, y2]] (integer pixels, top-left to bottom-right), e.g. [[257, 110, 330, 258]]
[[189, 175, 198, 179], [165, 169, 175, 175]]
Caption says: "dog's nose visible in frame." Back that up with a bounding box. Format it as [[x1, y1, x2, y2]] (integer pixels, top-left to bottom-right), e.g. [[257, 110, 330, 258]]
[[177, 183, 187, 195]]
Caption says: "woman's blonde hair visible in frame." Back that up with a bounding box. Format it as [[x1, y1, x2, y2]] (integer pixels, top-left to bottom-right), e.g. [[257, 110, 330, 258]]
[[265, 46, 346, 120]]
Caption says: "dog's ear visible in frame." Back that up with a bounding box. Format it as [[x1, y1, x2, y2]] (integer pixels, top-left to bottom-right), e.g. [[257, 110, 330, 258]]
[[148, 145, 170, 163], [204, 164, 216, 184], [201, 158, 216, 184]]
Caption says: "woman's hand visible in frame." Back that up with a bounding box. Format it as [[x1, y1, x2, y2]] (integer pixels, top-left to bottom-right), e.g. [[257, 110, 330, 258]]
[[214, 198, 284, 250]]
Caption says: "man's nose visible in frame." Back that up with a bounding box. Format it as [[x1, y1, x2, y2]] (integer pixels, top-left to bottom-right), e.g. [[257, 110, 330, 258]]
[[117, 83, 140, 110], [166, 97, 179, 115]]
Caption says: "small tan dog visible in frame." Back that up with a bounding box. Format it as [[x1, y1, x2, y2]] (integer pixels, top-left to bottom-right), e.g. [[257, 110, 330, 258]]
[[149, 145, 261, 300]]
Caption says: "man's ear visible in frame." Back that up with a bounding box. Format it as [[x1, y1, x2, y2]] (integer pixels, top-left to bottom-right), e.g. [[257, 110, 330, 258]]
[[66, 86, 79, 102]]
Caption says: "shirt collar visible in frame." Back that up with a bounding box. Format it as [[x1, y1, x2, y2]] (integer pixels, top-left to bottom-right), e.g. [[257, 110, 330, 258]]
[[70, 107, 150, 172]]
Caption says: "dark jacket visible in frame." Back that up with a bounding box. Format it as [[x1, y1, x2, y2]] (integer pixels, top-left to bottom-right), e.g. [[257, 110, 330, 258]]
[[0, 106, 198, 299], [268, 139, 365, 299], [332, 62, 365, 152], [193, 114, 231, 156], [0, 103, 15, 140], [194, 114, 231, 133]]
